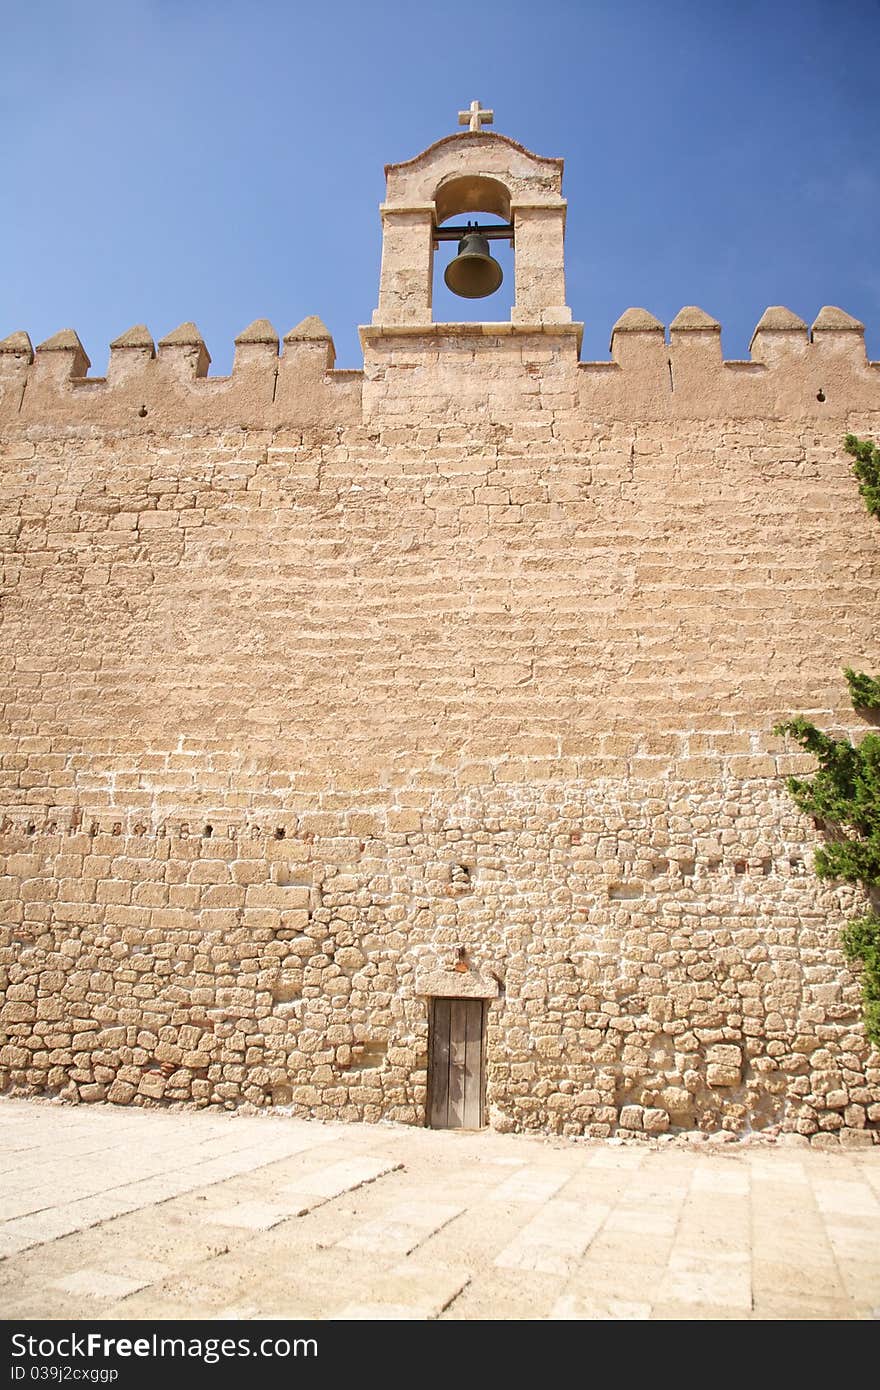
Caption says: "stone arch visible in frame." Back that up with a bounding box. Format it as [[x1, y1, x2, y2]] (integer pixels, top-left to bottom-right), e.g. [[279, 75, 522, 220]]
[[434, 174, 512, 226]]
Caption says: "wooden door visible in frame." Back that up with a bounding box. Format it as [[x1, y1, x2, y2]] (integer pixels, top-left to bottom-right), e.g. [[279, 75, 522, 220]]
[[428, 997, 485, 1129]]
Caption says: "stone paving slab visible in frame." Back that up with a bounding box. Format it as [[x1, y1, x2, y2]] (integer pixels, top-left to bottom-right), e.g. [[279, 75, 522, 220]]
[[337, 1200, 463, 1256], [0, 1098, 878, 1321]]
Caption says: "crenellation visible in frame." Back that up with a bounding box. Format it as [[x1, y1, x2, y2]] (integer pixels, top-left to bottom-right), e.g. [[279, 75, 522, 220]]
[[156, 321, 211, 379], [1, 301, 877, 433], [33, 328, 90, 383], [108, 325, 156, 384], [0, 330, 34, 366]]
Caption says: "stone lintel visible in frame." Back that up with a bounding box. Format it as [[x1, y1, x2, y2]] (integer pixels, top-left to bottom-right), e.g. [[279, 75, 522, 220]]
[[509, 198, 567, 213], [414, 970, 500, 1000], [360, 321, 584, 350], [379, 202, 437, 217]]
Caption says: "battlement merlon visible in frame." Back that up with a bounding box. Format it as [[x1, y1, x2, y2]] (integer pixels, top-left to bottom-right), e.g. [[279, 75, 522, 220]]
[[0, 318, 363, 432], [1, 305, 879, 432]]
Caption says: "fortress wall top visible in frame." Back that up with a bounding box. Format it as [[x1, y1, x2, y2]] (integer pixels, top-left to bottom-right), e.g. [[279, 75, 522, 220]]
[[1, 305, 877, 433], [0, 319, 363, 433]]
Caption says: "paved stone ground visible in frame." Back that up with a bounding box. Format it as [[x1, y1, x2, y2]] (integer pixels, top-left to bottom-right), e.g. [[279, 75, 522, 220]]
[[0, 1100, 878, 1321]]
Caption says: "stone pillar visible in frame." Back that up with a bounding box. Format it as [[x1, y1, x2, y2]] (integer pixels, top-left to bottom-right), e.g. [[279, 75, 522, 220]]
[[372, 204, 435, 327], [510, 201, 571, 325]]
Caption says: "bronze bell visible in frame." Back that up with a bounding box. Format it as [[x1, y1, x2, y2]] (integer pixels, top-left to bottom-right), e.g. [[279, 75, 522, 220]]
[[444, 227, 503, 299]]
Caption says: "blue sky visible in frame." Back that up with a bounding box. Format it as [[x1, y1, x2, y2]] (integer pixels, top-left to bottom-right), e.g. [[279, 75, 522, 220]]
[[3, 0, 879, 373]]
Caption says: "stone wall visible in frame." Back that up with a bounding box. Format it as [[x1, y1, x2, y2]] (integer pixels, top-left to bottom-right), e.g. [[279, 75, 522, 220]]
[[1, 315, 879, 1142], [0, 784, 875, 1140]]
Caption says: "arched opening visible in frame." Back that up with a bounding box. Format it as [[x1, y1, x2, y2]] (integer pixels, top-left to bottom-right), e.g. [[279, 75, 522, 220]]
[[434, 175, 511, 225], [432, 174, 514, 323]]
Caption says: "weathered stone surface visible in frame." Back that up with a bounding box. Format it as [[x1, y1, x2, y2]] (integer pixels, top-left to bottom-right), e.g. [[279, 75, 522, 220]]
[[707, 1046, 744, 1088], [234, 318, 279, 346], [619, 1106, 644, 1132], [138, 1073, 167, 1100], [109, 325, 155, 351], [643, 1107, 670, 1134], [669, 306, 720, 332], [0, 122, 878, 1145], [811, 305, 864, 334], [284, 316, 332, 341], [107, 1079, 136, 1105], [0, 331, 34, 359], [610, 307, 664, 335], [157, 321, 206, 347], [751, 305, 808, 335]]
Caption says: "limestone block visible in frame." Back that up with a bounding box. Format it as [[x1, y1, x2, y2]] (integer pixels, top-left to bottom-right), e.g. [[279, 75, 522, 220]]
[[138, 1072, 167, 1100], [706, 1045, 743, 1088], [838, 1128, 875, 1149], [78, 1082, 106, 1102], [619, 1105, 644, 1131], [642, 1106, 670, 1133]]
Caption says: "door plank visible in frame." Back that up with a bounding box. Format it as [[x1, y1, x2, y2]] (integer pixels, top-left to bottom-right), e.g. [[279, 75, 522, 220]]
[[462, 999, 483, 1129], [429, 999, 451, 1129], [448, 1000, 468, 1128]]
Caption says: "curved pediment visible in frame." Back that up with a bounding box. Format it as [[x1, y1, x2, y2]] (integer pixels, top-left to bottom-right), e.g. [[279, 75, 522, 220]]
[[384, 131, 564, 208]]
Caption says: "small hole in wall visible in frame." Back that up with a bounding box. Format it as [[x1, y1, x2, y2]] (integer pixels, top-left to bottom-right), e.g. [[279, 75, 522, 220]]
[[343, 1040, 388, 1072], [138, 405, 148, 417], [609, 882, 643, 901], [734, 860, 747, 875], [679, 860, 695, 877], [26, 823, 35, 836], [272, 981, 302, 1003], [274, 827, 286, 840], [761, 857, 772, 876], [203, 824, 213, 839], [816, 388, 826, 403]]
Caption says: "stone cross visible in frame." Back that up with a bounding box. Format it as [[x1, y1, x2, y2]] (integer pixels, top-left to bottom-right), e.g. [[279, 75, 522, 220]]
[[458, 100, 494, 133]]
